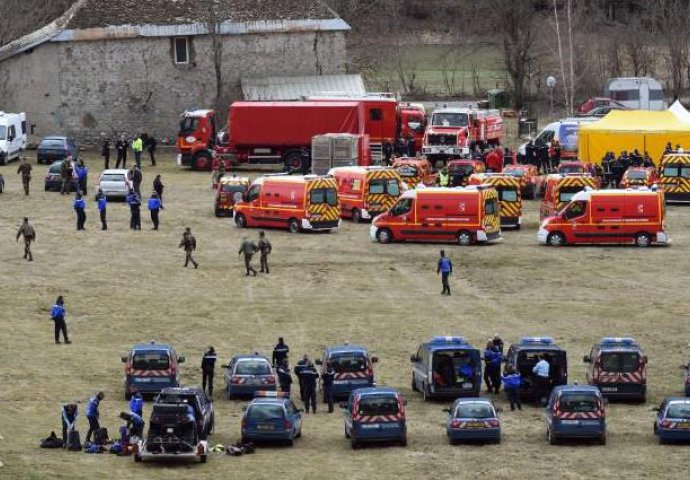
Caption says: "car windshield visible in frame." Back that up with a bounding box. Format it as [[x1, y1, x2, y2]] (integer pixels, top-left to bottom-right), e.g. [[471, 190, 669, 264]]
[[432, 112, 468, 127], [484, 198, 499, 215], [101, 174, 125, 182], [247, 404, 284, 420], [627, 171, 647, 180], [235, 360, 271, 375], [666, 404, 690, 419], [39, 139, 65, 149], [357, 396, 399, 416], [310, 188, 338, 207], [663, 166, 679, 177], [369, 178, 400, 196], [132, 351, 170, 370], [449, 164, 474, 175], [504, 168, 525, 177], [49, 164, 63, 174], [559, 165, 584, 174], [221, 184, 246, 193], [558, 394, 598, 412], [455, 403, 494, 419], [330, 353, 366, 373], [600, 352, 639, 373], [499, 188, 518, 202], [0, 126, 5, 140]]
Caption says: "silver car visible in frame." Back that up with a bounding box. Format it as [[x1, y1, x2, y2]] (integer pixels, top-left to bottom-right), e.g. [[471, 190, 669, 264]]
[[97, 169, 131, 198]]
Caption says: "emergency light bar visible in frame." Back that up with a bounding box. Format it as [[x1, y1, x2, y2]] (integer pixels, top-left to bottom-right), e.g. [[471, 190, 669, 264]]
[[430, 336, 467, 345], [599, 337, 638, 348], [254, 391, 289, 399], [519, 337, 555, 346]]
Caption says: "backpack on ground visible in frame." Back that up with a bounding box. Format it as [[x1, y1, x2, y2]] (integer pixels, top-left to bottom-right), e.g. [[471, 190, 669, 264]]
[[66, 429, 82, 451], [40, 431, 63, 449], [93, 427, 109, 445]]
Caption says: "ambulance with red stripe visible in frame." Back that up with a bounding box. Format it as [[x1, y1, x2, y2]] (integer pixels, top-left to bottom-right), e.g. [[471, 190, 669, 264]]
[[583, 337, 647, 401], [316, 344, 378, 399], [233, 174, 341, 233], [121, 341, 185, 400], [328, 166, 403, 222], [468, 173, 522, 228], [539, 173, 598, 220], [545, 384, 607, 445], [342, 387, 407, 449]]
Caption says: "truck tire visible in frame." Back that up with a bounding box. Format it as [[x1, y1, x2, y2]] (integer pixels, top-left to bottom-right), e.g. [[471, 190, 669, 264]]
[[547, 232, 565, 246], [351, 209, 362, 223], [235, 213, 247, 228], [457, 230, 472, 246], [597, 434, 607, 445], [634, 232, 652, 248], [288, 218, 301, 233], [548, 428, 558, 445], [193, 151, 212, 171], [199, 454, 207, 463], [376, 228, 392, 244], [283, 151, 303, 173]]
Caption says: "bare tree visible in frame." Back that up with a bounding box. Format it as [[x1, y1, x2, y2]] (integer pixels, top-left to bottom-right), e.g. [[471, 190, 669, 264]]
[[654, 0, 690, 99], [201, 0, 224, 110]]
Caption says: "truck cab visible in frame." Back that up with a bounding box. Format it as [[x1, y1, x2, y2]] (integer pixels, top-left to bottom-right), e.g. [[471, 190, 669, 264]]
[[410, 336, 482, 401], [504, 337, 568, 399], [584, 337, 647, 401], [391, 157, 435, 188], [177, 110, 217, 170]]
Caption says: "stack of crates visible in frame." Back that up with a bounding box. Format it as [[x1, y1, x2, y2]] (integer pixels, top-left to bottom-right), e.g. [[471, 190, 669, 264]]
[[311, 133, 363, 175]]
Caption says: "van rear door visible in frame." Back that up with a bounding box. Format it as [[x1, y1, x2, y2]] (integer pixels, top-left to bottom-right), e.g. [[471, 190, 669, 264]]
[[431, 349, 480, 396]]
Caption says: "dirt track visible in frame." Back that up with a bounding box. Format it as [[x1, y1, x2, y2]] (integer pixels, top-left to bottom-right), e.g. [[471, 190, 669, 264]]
[[0, 152, 689, 480]]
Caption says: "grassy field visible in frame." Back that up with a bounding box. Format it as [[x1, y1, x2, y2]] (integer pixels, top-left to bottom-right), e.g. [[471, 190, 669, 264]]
[[1, 150, 690, 480]]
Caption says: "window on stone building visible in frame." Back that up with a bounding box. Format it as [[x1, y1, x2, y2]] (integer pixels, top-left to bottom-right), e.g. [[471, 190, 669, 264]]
[[175, 37, 189, 64]]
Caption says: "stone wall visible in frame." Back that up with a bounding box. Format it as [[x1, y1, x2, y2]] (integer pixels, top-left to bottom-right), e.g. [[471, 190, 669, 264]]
[[0, 30, 346, 145]]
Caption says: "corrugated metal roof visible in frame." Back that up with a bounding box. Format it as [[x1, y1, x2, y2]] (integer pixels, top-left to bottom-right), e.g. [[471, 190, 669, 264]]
[[242, 75, 366, 101]]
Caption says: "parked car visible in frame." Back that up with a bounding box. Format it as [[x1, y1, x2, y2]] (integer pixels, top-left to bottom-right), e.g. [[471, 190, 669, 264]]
[[445, 398, 501, 444], [241, 391, 302, 446], [97, 169, 132, 199], [579, 105, 627, 117], [44, 160, 77, 192], [654, 397, 690, 444], [37, 136, 78, 165], [223, 354, 276, 399], [577, 97, 628, 115], [155, 387, 214, 439], [121, 341, 185, 400]]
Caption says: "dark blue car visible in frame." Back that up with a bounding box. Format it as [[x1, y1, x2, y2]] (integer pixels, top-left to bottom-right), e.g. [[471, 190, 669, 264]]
[[241, 392, 302, 446], [316, 344, 377, 399], [445, 398, 501, 444], [654, 397, 690, 444], [545, 384, 606, 445], [121, 342, 184, 400], [342, 387, 407, 449], [44, 160, 78, 192]]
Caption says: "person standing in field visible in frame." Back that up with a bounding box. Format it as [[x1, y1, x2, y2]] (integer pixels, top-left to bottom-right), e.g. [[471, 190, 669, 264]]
[[16, 217, 36, 261], [17, 158, 32, 195], [51, 296, 71, 344], [73, 192, 86, 230], [115, 134, 128, 168], [258, 230, 272, 274], [153, 175, 164, 208], [96, 188, 107, 230], [437, 250, 453, 295], [101, 137, 110, 169], [238, 237, 257, 276], [132, 134, 143, 169], [148, 192, 161, 230], [201, 346, 217, 397], [179, 227, 199, 269]]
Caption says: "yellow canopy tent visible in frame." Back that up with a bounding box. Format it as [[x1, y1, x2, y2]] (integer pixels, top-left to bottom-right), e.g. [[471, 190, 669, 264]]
[[578, 108, 690, 164]]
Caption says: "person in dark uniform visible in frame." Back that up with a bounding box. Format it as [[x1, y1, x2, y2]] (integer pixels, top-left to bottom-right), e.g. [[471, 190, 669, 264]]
[[382, 141, 393, 165], [85, 391, 104, 443], [643, 152, 655, 168], [127, 190, 141, 230], [238, 237, 257, 276], [258, 230, 272, 274], [491, 334, 504, 355], [96, 189, 107, 230], [60, 157, 74, 195], [299, 147, 311, 174], [179, 227, 199, 269], [631, 149, 643, 167], [73, 192, 86, 230], [524, 140, 535, 166], [16, 217, 36, 261], [406, 135, 416, 157], [17, 158, 32, 195], [61, 402, 78, 444], [321, 361, 336, 413], [201, 346, 217, 397], [301, 362, 319, 414], [120, 411, 144, 437], [101, 138, 110, 169], [144, 133, 157, 166], [272, 337, 289, 367], [115, 134, 128, 169], [51, 296, 71, 344], [294, 354, 310, 402], [148, 192, 161, 230], [153, 174, 164, 208], [277, 358, 292, 394]]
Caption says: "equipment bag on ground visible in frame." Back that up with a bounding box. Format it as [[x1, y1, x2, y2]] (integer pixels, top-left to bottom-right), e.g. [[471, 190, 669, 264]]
[[66, 429, 82, 451]]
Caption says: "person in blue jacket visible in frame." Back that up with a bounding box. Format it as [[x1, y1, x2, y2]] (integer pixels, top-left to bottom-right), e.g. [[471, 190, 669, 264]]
[[502, 366, 522, 411], [96, 188, 107, 230], [120, 411, 144, 437], [85, 391, 105, 443], [74, 192, 86, 230], [437, 250, 453, 295], [126, 189, 141, 230], [75, 160, 88, 194], [51, 296, 70, 344], [483, 341, 503, 394], [129, 390, 143, 417], [148, 192, 161, 230]]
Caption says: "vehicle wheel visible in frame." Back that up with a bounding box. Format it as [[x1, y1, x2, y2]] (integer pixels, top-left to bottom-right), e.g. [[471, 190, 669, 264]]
[[345, 426, 350, 439], [283, 151, 303, 174], [193, 152, 212, 171], [235, 213, 247, 228], [215, 207, 222, 218], [547, 232, 566, 247], [399, 436, 407, 447], [411, 375, 418, 392], [352, 209, 362, 223], [548, 428, 558, 445], [351, 439, 360, 450], [288, 218, 300, 233], [134, 454, 142, 462], [296, 427, 302, 438], [634, 232, 652, 248], [598, 434, 607, 446], [44, 185, 49, 191], [457, 230, 472, 246], [515, 223, 521, 230], [241, 436, 248, 444], [199, 454, 207, 463], [376, 228, 392, 244]]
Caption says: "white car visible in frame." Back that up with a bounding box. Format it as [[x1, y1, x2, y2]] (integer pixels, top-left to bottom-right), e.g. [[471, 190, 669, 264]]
[[97, 169, 131, 198]]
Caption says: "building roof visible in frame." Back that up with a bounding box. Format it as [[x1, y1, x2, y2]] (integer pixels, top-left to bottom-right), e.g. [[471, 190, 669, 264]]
[[242, 75, 365, 101]]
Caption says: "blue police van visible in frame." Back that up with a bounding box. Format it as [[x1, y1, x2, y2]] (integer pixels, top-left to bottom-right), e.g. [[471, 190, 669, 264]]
[[342, 387, 407, 449], [545, 384, 606, 445], [121, 341, 185, 400], [410, 336, 482, 401], [504, 337, 568, 399], [316, 344, 377, 399], [241, 392, 302, 446], [584, 337, 647, 401]]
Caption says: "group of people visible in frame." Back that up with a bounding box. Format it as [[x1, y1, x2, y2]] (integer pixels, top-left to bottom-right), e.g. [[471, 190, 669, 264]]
[[102, 132, 157, 170], [522, 138, 562, 174], [600, 149, 656, 187], [383, 136, 417, 163], [237, 231, 272, 275]]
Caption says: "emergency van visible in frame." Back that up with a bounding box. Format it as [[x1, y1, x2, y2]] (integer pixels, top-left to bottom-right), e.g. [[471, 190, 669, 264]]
[[410, 336, 482, 401], [391, 157, 435, 189], [584, 337, 647, 401], [342, 387, 407, 449], [234, 175, 341, 233], [328, 166, 402, 222], [0, 111, 27, 165], [468, 173, 522, 228], [316, 344, 378, 399], [504, 337, 568, 399], [538, 188, 669, 247], [539, 173, 598, 220], [659, 153, 690, 203], [620, 166, 659, 189], [214, 175, 249, 217], [121, 341, 185, 400], [546, 385, 607, 445], [370, 186, 502, 245]]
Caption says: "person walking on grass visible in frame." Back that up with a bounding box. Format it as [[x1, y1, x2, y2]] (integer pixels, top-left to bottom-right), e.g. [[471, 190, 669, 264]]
[[238, 236, 257, 276], [258, 230, 272, 274], [437, 250, 453, 295], [179, 227, 199, 269], [16, 217, 36, 261], [17, 158, 32, 195], [51, 296, 71, 344]]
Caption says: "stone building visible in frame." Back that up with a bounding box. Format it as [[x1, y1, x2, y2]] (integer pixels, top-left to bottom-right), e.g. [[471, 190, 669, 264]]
[[0, 0, 349, 143]]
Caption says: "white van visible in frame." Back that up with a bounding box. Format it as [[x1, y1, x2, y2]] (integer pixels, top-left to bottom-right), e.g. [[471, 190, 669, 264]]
[[518, 117, 598, 159], [605, 77, 665, 111], [0, 112, 27, 165]]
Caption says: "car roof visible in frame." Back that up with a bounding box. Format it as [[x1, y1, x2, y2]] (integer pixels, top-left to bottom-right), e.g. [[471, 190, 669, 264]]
[[662, 397, 690, 404], [325, 344, 368, 355], [101, 169, 128, 175], [233, 354, 269, 361], [41, 136, 68, 141], [453, 397, 494, 405], [352, 387, 398, 396], [553, 385, 600, 394], [249, 398, 289, 406], [132, 342, 172, 351]]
